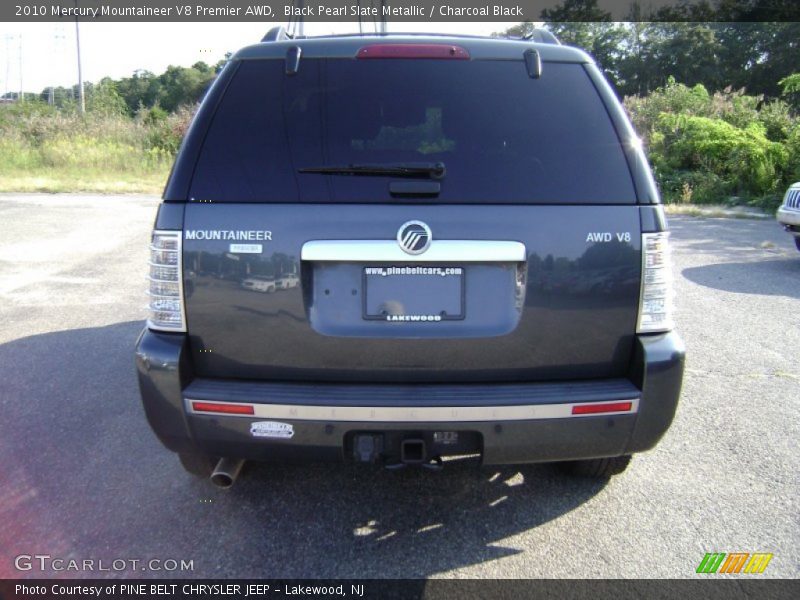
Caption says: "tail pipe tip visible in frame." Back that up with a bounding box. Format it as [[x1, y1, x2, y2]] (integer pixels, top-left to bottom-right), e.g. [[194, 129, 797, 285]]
[[210, 457, 245, 488]]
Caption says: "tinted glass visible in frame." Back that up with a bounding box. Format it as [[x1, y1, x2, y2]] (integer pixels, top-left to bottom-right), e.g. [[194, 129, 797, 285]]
[[190, 59, 635, 204]]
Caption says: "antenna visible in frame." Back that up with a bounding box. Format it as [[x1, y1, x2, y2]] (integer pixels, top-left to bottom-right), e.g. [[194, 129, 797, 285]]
[[380, 0, 387, 34], [286, 0, 304, 38], [298, 0, 304, 37]]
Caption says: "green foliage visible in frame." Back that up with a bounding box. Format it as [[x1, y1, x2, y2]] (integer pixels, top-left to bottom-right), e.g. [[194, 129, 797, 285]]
[[785, 125, 800, 182], [1, 54, 212, 193], [654, 114, 785, 194], [111, 62, 216, 114], [0, 101, 180, 193], [139, 104, 169, 125], [779, 73, 800, 112], [3, 20, 800, 205], [0, 55, 209, 192], [140, 104, 195, 154], [625, 77, 799, 210], [629, 22, 723, 94], [154, 64, 213, 113], [757, 100, 794, 142], [498, 12, 800, 100], [624, 78, 710, 135], [86, 79, 127, 117], [781, 74, 800, 95], [115, 70, 159, 114]]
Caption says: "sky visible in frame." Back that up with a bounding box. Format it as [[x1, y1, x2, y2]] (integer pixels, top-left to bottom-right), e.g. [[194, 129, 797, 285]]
[[0, 21, 521, 95]]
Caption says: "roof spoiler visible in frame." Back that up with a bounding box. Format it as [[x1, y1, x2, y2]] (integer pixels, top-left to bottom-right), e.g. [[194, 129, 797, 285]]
[[262, 26, 292, 42]]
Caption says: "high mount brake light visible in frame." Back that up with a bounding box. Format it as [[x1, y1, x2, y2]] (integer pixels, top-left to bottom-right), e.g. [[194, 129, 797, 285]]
[[356, 44, 470, 60], [147, 231, 186, 332]]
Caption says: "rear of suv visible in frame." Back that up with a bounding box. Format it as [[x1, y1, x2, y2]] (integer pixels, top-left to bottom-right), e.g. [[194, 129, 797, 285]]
[[135, 30, 685, 486]]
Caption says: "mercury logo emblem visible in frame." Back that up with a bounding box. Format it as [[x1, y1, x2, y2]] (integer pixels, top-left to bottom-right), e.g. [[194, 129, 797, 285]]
[[397, 221, 432, 255]]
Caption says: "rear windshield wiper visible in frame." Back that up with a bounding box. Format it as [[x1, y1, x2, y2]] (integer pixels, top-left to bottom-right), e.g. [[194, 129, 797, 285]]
[[298, 162, 445, 180]]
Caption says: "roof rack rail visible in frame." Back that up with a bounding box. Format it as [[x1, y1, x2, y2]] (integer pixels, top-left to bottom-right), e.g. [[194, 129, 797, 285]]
[[523, 28, 560, 45], [262, 26, 292, 42], [261, 29, 561, 44]]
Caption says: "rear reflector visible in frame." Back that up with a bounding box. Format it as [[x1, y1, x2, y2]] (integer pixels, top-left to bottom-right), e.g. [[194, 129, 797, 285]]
[[192, 402, 255, 415], [357, 44, 470, 60], [571, 402, 633, 415]]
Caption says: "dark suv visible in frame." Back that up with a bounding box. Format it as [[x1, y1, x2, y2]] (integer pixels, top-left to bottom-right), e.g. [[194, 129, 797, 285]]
[[135, 29, 685, 487]]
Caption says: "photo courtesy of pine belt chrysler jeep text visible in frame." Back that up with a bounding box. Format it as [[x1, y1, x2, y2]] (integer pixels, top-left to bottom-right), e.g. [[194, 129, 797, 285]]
[[135, 28, 685, 487]]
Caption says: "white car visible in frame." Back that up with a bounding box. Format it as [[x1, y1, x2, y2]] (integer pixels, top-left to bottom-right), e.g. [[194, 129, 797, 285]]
[[276, 274, 299, 290], [241, 276, 276, 293], [777, 182, 800, 252]]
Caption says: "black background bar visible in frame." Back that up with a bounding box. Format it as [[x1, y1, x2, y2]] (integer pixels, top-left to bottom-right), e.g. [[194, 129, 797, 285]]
[[4, 1, 800, 23], [1, 579, 799, 600]]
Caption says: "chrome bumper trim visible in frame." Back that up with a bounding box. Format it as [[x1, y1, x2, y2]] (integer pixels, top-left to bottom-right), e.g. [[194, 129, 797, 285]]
[[185, 398, 640, 422]]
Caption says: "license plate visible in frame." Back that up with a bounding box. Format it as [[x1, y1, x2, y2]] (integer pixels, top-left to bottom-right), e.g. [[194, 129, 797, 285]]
[[362, 265, 465, 321]]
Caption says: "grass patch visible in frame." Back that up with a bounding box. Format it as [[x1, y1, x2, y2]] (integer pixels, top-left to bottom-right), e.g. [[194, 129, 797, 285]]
[[0, 103, 185, 194], [0, 170, 168, 194]]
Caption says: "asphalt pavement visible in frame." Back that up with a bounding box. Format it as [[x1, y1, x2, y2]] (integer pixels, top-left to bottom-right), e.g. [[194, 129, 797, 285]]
[[0, 194, 797, 579]]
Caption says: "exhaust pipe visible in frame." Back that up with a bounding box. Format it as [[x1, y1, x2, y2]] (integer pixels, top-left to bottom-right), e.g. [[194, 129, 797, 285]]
[[210, 457, 245, 489]]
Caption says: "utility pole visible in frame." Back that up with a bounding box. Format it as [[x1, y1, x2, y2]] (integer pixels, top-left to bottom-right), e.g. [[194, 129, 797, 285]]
[[18, 34, 23, 102], [3, 35, 11, 99], [74, 0, 85, 113]]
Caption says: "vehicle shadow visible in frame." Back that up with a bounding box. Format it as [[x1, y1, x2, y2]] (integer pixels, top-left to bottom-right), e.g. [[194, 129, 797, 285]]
[[0, 321, 607, 579], [681, 259, 800, 298]]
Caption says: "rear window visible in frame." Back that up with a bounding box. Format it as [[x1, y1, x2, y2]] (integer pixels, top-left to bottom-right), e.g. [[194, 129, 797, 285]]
[[190, 58, 636, 204]]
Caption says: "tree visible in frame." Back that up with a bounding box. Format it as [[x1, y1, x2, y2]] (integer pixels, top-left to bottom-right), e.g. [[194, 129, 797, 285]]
[[214, 52, 233, 74], [704, 20, 798, 100], [114, 63, 217, 114], [539, 0, 629, 90], [116, 70, 159, 114], [155, 64, 216, 112], [86, 78, 127, 117], [496, 0, 800, 101], [637, 22, 723, 93]]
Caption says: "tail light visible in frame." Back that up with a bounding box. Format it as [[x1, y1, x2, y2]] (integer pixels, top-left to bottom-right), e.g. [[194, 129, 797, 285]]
[[147, 230, 186, 332], [637, 232, 674, 333]]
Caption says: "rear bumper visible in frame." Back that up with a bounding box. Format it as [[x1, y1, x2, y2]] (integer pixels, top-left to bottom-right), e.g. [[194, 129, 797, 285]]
[[135, 330, 685, 465], [777, 206, 800, 230]]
